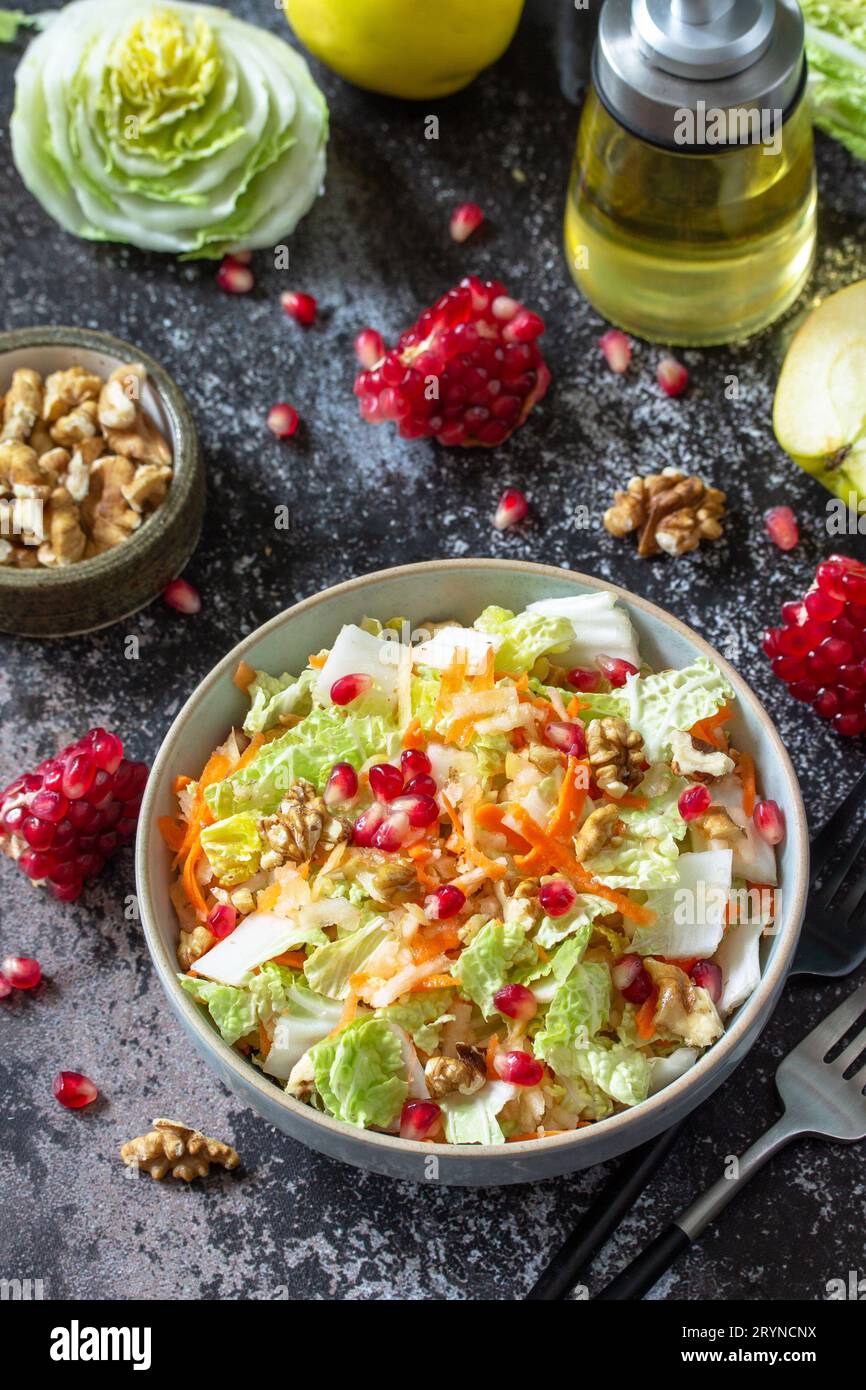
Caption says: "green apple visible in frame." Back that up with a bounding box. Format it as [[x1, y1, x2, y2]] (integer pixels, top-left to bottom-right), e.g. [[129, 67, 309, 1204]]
[[774, 281, 866, 506]]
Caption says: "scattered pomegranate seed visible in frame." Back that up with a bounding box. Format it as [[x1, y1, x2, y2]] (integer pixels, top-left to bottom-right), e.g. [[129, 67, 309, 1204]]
[[545, 720, 587, 758], [764, 506, 799, 551], [493, 982, 538, 1023], [351, 803, 387, 847], [403, 773, 437, 798], [538, 879, 577, 917], [678, 784, 712, 821], [401, 748, 431, 780], [372, 810, 412, 852], [611, 952, 653, 1004], [353, 276, 550, 447], [52, 1071, 98, 1109], [494, 487, 529, 531], [568, 667, 601, 693], [657, 356, 689, 397], [330, 673, 372, 705], [690, 959, 722, 1002], [597, 654, 639, 687], [494, 1050, 544, 1086], [266, 403, 299, 439], [400, 1099, 442, 1141], [0, 974, 11, 998], [1, 956, 41, 989], [216, 257, 254, 294], [368, 763, 404, 803], [324, 761, 359, 807], [424, 884, 466, 920], [450, 202, 485, 243], [764, 556, 866, 736], [0, 730, 147, 902], [354, 328, 385, 369], [163, 577, 201, 614], [599, 329, 632, 374], [207, 904, 237, 940], [753, 799, 786, 845], [280, 290, 317, 326]]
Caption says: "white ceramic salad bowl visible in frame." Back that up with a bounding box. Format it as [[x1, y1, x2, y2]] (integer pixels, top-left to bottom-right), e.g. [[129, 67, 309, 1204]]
[[135, 559, 808, 1185]]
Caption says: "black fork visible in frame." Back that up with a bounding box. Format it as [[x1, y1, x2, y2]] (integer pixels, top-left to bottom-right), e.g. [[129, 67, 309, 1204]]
[[526, 766, 866, 1300]]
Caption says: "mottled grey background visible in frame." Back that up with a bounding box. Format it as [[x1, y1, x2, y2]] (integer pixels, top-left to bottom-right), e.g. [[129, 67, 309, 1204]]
[[1, 0, 865, 1303]]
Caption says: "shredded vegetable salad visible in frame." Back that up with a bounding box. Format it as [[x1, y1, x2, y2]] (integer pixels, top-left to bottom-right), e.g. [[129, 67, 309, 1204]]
[[163, 592, 780, 1145]]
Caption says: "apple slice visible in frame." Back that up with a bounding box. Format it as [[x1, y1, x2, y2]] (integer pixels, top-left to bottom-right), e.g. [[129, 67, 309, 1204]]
[[774, 280, 866, 504]]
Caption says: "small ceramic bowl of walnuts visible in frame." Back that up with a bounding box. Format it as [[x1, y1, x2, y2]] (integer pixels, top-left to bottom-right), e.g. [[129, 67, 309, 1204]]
[[0, 325, 205, 637]]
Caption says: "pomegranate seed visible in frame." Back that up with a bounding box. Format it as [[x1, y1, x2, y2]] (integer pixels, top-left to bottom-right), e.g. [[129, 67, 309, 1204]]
[[538, 879, 577, 916], [611, 952, 653, 1004], [764, 506, 799, 551], [2, 956, 41, 989], [597, 654, 638, 687], [91, 730, 123, 774], [112, 760, 148, 801], [280, 290, 317, 326], [400, 1099, 441, 1141], [351, 803, 387, 847], [424, 884, 466, 920], [835, 710, 866, 737], [62, 751, 96, 799], [354, 328, 385, 369], [30, 789, 68, 823], [19, 848, 58, 879], [267, 403, 299, 439], [52, 1071, 98, 1109], [401, 749, 431, 780], [503, 309, 544, 344], [494, 1050, 544, 1086], [324, 761, 359, 807], [207, 904, 237, 939], [493, 983, 537, 1022], [816, 559, 847, 598], [73, 852, 103, 880], [599, 329, 631, 374], [403, 773, 437, 798], [330, 673, 372, 705], [0, 974, 11, 998], [164, 577, 201, 613], [390, 793, 439, 828], [568, 667, 601, 692], [368, 763, 404, 802], [690, 959, 722, 1003], [87, 769, 115, 809], [657, 356, 689, 397], [450, 202, 484, 243], [545, 720, 586, 758], [494, 487, 529, 531], [216, 257, 253, 294], [753, 799, 786, 845], [805, 589, 844, 622], [678, 784, 711, 820], [68, 799, 97, 830], [372, 810, 411, 852], [22, 815, 55, 849], [51, 880, 83, 902]]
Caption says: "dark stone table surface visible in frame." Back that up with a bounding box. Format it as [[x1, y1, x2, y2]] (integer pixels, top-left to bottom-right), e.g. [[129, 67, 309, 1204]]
[[2, 0, 865, 1303]]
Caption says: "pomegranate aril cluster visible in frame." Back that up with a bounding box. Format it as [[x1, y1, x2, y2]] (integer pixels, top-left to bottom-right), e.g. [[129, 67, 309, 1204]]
[[353, 276, 550, 447], [0, 728, 147, 901], [350, 748, 440, 853], [763, 555, 866, 736]]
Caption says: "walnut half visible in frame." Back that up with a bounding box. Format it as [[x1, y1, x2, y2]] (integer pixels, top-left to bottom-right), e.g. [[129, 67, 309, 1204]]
[[120, 1119, 241, 1181]]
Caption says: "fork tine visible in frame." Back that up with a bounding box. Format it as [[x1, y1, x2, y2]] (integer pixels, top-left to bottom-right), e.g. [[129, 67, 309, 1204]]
[[831, 1017, 866, 1075], [836, 858, 866, 923], [810, 767, 866, 887], [811, 815, 866, 906], [805, 982, 866, 1058]]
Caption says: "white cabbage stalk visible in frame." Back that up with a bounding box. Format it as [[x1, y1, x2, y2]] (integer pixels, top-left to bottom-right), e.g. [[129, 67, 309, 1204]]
[[11, 0, 328, 256]]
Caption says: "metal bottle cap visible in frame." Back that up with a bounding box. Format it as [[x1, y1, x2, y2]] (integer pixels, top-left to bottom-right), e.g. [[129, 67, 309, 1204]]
[[594, 0, 806, 148]]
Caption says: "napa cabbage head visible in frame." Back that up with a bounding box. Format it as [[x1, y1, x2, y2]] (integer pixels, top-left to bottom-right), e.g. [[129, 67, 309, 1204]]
[[10, 0, 328, 256]]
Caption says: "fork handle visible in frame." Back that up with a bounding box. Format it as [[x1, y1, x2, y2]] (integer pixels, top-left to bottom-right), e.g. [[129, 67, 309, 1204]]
[[595, 1115, 799, 1300]]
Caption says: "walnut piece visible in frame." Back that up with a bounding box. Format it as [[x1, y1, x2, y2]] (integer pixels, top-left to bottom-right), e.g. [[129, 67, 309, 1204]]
[[604, 468, 726, 558], [694, 806, 744, 843], [47, 487, 87, 566], [259, 779, 347, 869], [573, 803, 621, 862], [2, 369, 43, 442], [50, 399, 99, 449], [120, 1118, 241, 1182], [0, 442, 51, 499], [586, 716, 644, 799], [177, 924, 216, 970], [669, 729, 735, 781], [424, 1046, 486, 1098], [645, 959, 724, 1047], [42, 366, 103, 423]]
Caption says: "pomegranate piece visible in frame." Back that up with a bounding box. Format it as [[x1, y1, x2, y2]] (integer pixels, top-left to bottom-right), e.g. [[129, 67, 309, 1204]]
[[538, 879, 577, 917], [656, 356, 689, 397], [353, 276, 550, 447], [764, 505, 799, 552], [599, 329, 632, 374], [1, 955, 41, 990], [494, 1050, 544, 1087], [368, 763, 404, 803], [324, 761, 359, 807], [403, 773, 437, 798], [354, 328, 385, 369], [390, 793, 439, 828], [52, 1071, 98, 1109], [267, 403, 299, 439], [764, 555, 866, 736], [678, 784, 711, 821], [493, 982, 537, 1023], [689, 959, 722, 1003], [450, 202, 484, 243], [207, 904, 237, 940], [280, 290, 317, 326], [568, 667, 601, 693], [164, 577, 201, 614], [0, 728, 147, 901], [544, 720, 587, 758], [597, 654, 638, 687], [372, 810, 411, 852], [330, 673, 372, 706], [494, 487, 529, 531], [424, 884, 466, 921], [400, 1099, 442, 1141], [753, 799, 786, 845], [216, 257, 254, 294], [611, 952, 653, 1005], [351, 803, 387, 848], [401, 748, 431, 781]]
